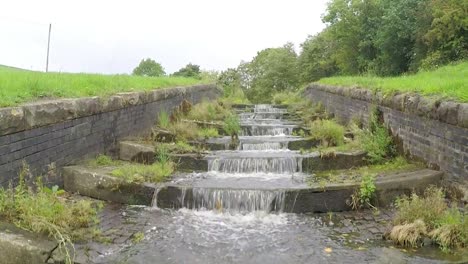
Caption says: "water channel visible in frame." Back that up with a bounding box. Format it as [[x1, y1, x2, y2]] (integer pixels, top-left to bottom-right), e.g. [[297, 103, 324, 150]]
[[101, 105, 463, 264]]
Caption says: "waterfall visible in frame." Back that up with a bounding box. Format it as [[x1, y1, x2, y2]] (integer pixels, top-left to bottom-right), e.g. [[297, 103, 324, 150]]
[[208, 157, 302, 174], [240, 142, 287, 151], [186, 188, 286, 213], [241, 126, 294, 136], [254, 105, 287, 114]]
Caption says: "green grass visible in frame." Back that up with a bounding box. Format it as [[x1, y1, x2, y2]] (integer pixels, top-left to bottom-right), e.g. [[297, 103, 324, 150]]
[[315, 156, 423, 179], [0, 163, 103, 263], [110, 162, 174, 184], [0, 65, 206, 107], [317, 61, 468, 102]]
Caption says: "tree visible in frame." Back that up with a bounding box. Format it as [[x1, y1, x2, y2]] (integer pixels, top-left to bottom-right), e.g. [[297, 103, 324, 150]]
[[132, 58, 165, 77], [298, 29, 338, 83], [242, 43, 299, 103], [421, 0, 468, 69], [172, 63, 201, 78]]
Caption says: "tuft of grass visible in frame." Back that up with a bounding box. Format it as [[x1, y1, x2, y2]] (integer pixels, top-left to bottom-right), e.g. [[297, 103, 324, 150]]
[[197, 127, 219, 139], [429, 208, 468, 250], [131, 231, 145, 244], [309, 119, 345, 147], [389, 219, 428, 248], [390, 186, 467, 250], [167, 121, 200, 141], [271, 91, 302, 105], [394, 186, 447, 229], [111, 162, 174, 184], [87, 154, 121, 167], [315, 156, 423, 179], [317, 61, 468, 102], [0, 164, 102, 263], [0, 66, 205, 107], [158, 111, 170, 129], [186, 100, 231, 121]]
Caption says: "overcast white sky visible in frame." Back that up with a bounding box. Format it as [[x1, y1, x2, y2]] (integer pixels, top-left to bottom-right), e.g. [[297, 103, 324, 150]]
[[1, 0, 329, 74]]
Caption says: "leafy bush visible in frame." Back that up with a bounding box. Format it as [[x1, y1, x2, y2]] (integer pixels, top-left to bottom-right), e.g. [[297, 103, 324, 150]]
[[430, 208, 468, 250], [358, 107, 395, 164], [349, 173, 376, 210], [309, 119, 345, 147], [223, 114, 241, 139], [272, 91, 302, 105]]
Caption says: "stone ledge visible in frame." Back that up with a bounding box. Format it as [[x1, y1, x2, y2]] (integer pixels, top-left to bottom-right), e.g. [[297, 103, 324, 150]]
[[305, 83, 468, 129], [0, 84, 220, 137]]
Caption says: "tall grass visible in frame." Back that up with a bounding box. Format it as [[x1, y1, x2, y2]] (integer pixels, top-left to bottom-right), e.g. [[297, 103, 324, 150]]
[[318, 61, 468, 102], [0, 66, 205, 107]]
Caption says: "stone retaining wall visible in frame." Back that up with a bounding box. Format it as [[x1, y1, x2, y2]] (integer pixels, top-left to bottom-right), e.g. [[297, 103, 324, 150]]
[[0, 84, 221, 186], [304, 84, 468, 182]]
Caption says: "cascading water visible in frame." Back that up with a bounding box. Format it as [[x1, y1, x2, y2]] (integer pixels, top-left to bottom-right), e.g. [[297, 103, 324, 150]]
[[185, 188, 286, 213], [240, 142, 286, 151], [208, 156, 302, 174]]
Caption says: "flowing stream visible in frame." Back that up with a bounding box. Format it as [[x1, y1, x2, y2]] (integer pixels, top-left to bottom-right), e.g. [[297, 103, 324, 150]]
[[101, 105, 460, 264]]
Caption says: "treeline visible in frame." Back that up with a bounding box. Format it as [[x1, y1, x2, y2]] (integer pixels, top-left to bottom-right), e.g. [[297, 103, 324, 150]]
[[219, 0, 467, 102]]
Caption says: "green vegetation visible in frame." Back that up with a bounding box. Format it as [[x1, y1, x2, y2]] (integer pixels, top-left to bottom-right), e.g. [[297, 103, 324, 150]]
[[111, 146, 174, 183], [132, 58, 165, 77], [309, 119, 345, 147], [111, 162, 174, 184], [318, 62, 468, 102], [0, 66, 204, 107], [158, 111, 170, 129], [350, 174, 377, 210], [391, 186, 467, 250], [156, 141, 203, 154], [87, 154, 121, 167], [359, 107, 396, 164], [172, 63, 201, 79], [223, 114, 241, 140], [217, 68, 250, 104], [218, 0, 466, 103], [131, 231, 145, 243], [0, 164, 102, 263], [315, 156, 423, 180], [187, 100, 231, 121], [197, 127, 219, 139]]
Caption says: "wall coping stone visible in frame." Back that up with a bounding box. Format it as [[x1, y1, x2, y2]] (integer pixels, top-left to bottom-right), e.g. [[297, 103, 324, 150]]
[[0, 84, 220, 136], [306, 83, 468, 129]]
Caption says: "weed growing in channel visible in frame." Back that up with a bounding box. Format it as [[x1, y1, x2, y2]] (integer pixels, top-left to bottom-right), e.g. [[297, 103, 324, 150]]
[[197, 127, 219, 139], [390, 186, 467, 250], [349, 173, 376, 210], [158, 111, 170, 129], [309, 119, 345, 147], [111, 145, 174, 184], [87, 154, 121, 167], [358, 107, 395, 164], [0, 163, 102, 264]]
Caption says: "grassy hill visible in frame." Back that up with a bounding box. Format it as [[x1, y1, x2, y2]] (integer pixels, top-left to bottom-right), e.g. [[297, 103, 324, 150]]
[[0, 65, 206, 107], [317, 61, 468, 102]]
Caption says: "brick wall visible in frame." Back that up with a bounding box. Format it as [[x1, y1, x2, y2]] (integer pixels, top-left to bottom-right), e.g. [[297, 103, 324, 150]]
[[304, 85, 468, 183], [0, 85, 221, 186]]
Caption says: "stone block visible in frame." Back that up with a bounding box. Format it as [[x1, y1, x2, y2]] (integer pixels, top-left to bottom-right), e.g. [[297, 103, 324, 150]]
[[0, 107, 26, 136]]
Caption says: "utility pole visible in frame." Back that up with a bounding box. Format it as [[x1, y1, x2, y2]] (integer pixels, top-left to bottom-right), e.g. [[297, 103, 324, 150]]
[[46, 23, 51, 72]]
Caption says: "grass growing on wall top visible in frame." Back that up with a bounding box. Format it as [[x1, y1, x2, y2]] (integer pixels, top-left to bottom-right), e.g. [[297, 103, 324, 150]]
[[0, 65, 206, 107], [317, 61, 468, 102]]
